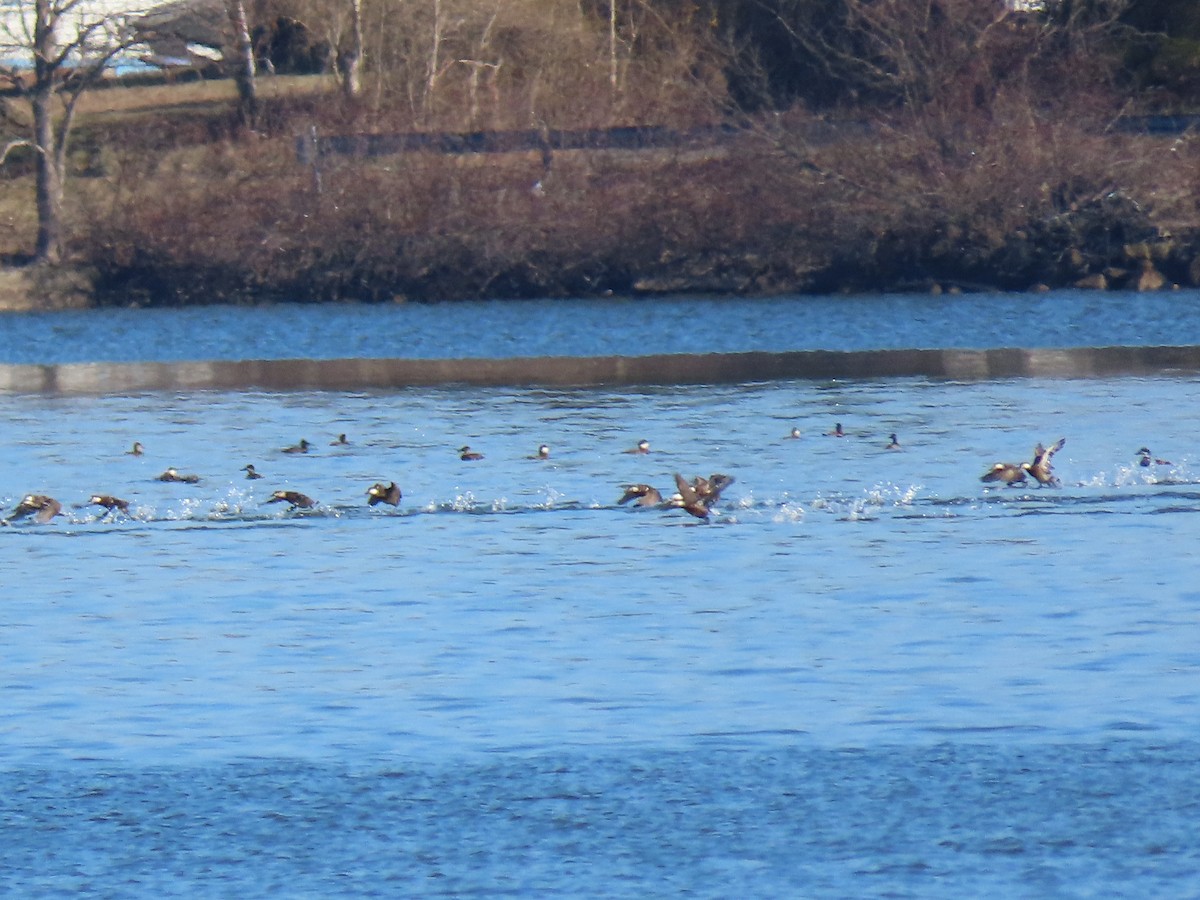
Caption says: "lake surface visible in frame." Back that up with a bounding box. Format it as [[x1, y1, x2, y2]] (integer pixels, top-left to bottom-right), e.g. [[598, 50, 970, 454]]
[[8, 287, 1200, 364], [2, 292, 1200, 897]]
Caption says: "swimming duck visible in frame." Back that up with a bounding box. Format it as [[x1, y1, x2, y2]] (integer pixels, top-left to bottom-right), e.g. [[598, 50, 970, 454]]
[[828, 423, 845, 437], [127, 441, 144, 456], [1027, 438, 1065, 486], [886, 434, 901, 450], [531, 444, 551, 460], [88, 495, 130, 515], [617, 484, 663, 507], [459, 446, 484, 461], [282, 439, 311, 454], [1137, 447, 1171, 467], [787, 427, 801, 439], [330, 433, 349, 446], [672, 473, 711, 521], [157, 467, 200, 484], [980, 462, 1027, 486], [267, 490, 316, 510], [623, 439, 651, 454], [367, 482, 402, 506], [8, 494, 62, 524], [242, 464, 264, 480]]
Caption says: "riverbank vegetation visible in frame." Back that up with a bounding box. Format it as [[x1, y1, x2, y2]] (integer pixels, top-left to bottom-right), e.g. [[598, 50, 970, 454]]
[[4, 0, 1200, 307]]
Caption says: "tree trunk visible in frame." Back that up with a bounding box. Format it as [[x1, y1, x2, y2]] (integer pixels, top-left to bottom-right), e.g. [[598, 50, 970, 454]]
[[338, 0, 364, 99], [32, 0, 62, 264], [225, 0, 258, 128]]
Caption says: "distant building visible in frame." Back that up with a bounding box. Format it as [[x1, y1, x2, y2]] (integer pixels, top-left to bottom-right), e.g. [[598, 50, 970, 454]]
[[0, 0, 225, 74]]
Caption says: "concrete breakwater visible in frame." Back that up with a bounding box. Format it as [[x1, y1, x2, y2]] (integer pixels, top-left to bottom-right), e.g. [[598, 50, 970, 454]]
[[2, 346, 1199, 394]]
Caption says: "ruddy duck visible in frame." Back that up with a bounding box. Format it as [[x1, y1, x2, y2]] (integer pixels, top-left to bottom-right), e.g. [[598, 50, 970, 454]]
[[1027, 438, 1065, 486], [623, 439, 651, 454], [1137, 447, 1171, 467], [267, 490, 316, 510], [8, 494, 62, 524], [692, 473, 735, 505], [88, 495, 130, 515], [157, 468, 200, 484], [127, 441, 144, 456], [617, 484, 663, 507], [367, 482, 402, 506], [788, 427, 802, 439], [672, 473, 711, 521], [531, 444, 551, 460], [282, 439, 311, 454], [828, 423, 845, 437], [886, 434, 901, 450], [330, 433, 349, 446], [458, 446, 484, 461], [242, 464, 264, 480], [980, 462, 1027, 486]]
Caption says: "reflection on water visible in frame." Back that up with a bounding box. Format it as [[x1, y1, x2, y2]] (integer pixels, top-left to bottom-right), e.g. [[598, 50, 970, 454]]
[[3, 374, 1200, 896], [5, 288, 1200, 364]]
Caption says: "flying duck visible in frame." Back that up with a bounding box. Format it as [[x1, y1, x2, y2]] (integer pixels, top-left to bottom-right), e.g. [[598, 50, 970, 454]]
[[1027, 438, 1066, 486], [267, 490, 316, 510], [980, 462, 1028, 486], [458, 446, 484, 461], [157, 467, 200, 484], [8, 494, 62, 524], [623, 439, 651, 454], [692, 473, 735, 505], [88, 495, 130, 516], [367, 482, 402, 506], [617, 484, 663, 507], [242, 464, 264, 480], [282, 439, 311, 454], [672, 473, 711, 521]]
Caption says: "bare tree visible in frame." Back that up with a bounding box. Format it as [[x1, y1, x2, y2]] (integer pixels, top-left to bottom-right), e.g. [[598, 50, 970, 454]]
[[225, 0, 258, 126], [0, 0, 135, 264]]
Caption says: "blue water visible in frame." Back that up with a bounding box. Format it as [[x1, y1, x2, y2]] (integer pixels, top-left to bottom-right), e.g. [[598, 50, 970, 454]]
[[3, 293, 1200, 896], [7, 287, 1200, 364]]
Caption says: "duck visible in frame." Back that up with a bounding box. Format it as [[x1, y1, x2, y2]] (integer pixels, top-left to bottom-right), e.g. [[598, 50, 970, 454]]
[[672, 473, 711, 521], [1137, 447, 1171, 467], [617, 484, 663, 507], [1027, 438, 1066, 486], [886, 433, 901, 450], [828, 423, 845, 437], [692, 473, 735, 505], [127, 441, 144, 456], [530, 444, 551, 460], [157, 467, 200, 484], [242, 464, 264, 480], [330, 433, 349, 446], [367, 482, 402, 507], [980, 462, 1028, 486], [7, 494, 62, 524], [281, 439, 311, 454], [88, 495, 130, 515], [623, 439, 651, 454], [787, 427, 802, 439], [267, 490, 316, 510], [458, 446, 484, 461]]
